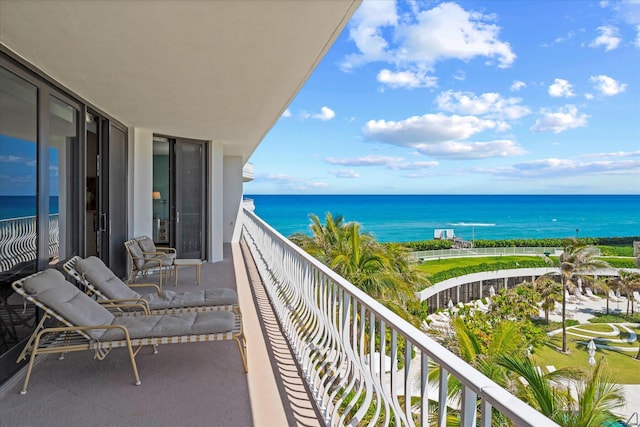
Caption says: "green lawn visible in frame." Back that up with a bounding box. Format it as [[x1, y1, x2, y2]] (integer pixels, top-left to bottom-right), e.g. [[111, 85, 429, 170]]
[[533, 324, 640, 384], [416, 254, 636, 283], [417, 256, 544, 276]]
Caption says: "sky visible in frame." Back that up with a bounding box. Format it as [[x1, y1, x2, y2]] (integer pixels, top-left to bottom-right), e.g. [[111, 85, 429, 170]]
[[245, 0, 640, 195]]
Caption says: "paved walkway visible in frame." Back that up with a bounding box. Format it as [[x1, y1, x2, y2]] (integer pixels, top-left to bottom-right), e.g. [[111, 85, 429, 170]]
[[426, 291, 640, 422]]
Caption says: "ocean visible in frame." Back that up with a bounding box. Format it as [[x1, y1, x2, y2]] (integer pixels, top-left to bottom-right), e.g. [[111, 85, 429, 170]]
[[0, 196, 58, 220], [247, 194, 640, 242]]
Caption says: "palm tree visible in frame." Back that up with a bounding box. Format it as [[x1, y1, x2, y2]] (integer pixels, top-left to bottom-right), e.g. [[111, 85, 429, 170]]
[[497, 356, 624, 427], [616, 269, 640, 315], [590, 276, 613, 314], [534, 277, 562, 323], [550, 239, 610, 353], [330, 222, 387, 298], [297, 213, 425, 326]]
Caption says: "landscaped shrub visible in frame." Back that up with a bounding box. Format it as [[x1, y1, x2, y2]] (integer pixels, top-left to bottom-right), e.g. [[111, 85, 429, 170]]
[[428, 259, 550, 283], [400, 236, 640, 250]]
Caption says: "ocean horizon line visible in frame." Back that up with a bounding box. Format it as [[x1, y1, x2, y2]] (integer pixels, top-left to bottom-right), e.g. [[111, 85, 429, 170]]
[[245, 193, 640, 196], [248, 194, 640, 242]]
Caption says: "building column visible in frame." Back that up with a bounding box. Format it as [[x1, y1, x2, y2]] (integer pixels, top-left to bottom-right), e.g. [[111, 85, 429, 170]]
[[129, 127, 153, 238], [208, 141, 224, 262], [223, 156, 243, 243]]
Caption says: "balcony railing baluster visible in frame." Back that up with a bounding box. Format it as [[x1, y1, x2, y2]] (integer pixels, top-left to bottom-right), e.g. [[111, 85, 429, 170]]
[[0, 215, 59, 272], [240, 208, 560, 426]]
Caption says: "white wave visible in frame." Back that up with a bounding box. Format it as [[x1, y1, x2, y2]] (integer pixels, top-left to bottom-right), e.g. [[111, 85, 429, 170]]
[[449, 222, 496, 227]]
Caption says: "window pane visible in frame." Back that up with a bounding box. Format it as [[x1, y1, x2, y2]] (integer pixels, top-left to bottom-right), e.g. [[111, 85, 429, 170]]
[[0, 66, 38, 353], [48, 95, 78, 265]]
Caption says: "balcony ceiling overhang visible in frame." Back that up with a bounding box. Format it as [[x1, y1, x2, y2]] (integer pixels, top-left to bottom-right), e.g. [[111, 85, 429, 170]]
[[0, 0, 360, 162]]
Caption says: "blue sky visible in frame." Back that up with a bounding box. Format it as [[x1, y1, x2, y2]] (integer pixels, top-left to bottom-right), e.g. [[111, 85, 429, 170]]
[[245, 0, 640, 195]]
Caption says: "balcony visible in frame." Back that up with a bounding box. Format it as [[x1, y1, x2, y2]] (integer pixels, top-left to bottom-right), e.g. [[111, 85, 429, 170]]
[[0, 210, 557, 426]]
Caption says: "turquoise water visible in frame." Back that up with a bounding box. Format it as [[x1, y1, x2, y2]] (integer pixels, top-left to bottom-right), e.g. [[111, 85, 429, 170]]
[[0, 196, 58, 220], [248, 194, 640, 242]]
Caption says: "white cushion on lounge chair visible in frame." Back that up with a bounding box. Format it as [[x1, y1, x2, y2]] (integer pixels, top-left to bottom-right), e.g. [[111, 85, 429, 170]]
[[23, 269, 115, 339], [76, 256, 238, 309], [145, 289, 238, 308], [22, 268, 235, 341], [102, 311, 235, 340], [76, 256, 142, 301]]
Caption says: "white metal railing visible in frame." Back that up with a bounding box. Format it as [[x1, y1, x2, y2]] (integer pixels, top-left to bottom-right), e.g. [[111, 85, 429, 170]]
[[411, 246, 564, 261], [0, 214, 59, 271], [241, 208, 558, 427]]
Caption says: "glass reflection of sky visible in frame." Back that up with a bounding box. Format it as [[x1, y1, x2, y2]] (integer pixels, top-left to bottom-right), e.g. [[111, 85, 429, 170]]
[[0, 134, 58, 196]]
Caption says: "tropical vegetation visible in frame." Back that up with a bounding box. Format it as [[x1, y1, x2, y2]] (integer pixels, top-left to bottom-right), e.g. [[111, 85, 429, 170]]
[[290, 213, 429, 326], [402, 236, 640, 252], [539, 239, 612, 353], [291, 217, 639, 425]]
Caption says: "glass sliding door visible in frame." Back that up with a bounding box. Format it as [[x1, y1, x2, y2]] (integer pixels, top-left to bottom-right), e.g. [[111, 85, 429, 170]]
[[0, 53, 127, 386], [0, 66, 39, 368], [153, 137, 206, 259], [102, 123, 128, 278], [48, 94, 80, 266], [175, 140, 206, 259]]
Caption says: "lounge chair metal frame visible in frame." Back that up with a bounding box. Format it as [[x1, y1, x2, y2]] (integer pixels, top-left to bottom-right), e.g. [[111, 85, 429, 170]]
[[124, 238, 174, 290], [63, 256, 237, 314], [12, 270, 247, 395]]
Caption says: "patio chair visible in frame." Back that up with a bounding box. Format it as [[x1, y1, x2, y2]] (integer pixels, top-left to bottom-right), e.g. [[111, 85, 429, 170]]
[[63, 256, 238, 314], [12, 268, 247, 394], [584, 288, 601, 300], [124, 237, 175, 289], [608, 289, 621, 302]]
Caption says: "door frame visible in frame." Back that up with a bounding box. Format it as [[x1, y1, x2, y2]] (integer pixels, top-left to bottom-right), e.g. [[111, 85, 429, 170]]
[[153, 135, 208, 259]]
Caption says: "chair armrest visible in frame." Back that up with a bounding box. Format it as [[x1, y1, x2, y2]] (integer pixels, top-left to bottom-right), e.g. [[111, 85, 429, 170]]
[[130, 256, 162, 267], [128, 283, 161, 295], [155, 247, 177, 255], [97, 298, 151, 315]]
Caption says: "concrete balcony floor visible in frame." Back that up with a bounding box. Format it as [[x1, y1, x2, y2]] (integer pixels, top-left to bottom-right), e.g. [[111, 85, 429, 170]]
[[0, 243, 321, 427]]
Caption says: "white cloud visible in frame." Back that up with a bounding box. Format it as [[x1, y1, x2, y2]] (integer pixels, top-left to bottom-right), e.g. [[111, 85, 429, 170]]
[[341, 1, 516, 87], [325, 155, 439, 170], [436, 90, 531, 120], [590, 75, 627, 96], [453, 70, 466, 81], [282, 109, 291, 118], [395, 2, 516, 68], [510, 80, 526, 91], [259, 173, 329, 191], [548, 78, 575, 97], [554, 31, 576, 44], [313, 106, 336, 121], [325, 155, 404, 167], [590, 25, 621, 51], [636, 25, 640, 47], [340, 0, 398, 71], [581, 150, 640, 159], [363, 113, 497, 145], [0, 155, 32, 164], [481, 158, 640, 178], [530, 105, 589, 134], [377, 69, 437, 89], [413, 139, 527, 159], [329, 169, 360, 178]]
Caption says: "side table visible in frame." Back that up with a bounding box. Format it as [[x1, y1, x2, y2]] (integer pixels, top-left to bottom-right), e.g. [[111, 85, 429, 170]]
[[173, 259, 202, 287]]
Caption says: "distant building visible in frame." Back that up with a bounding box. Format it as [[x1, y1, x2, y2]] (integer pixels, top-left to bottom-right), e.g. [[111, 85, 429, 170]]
[[434, 229, 456, 240]]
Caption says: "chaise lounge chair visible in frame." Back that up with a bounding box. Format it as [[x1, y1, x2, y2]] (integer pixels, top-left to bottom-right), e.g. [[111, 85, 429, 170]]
[[124, 237, 176, 289], [12, 268, 247, 394], [584, 288, 601, 300], [608, 289, 622, 302], [64, 256, 238, 314]]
